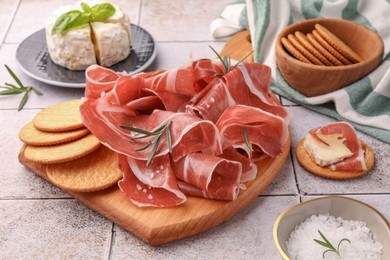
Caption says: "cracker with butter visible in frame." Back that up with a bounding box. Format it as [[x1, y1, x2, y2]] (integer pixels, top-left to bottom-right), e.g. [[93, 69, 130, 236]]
[[296, 122, 375, 179]]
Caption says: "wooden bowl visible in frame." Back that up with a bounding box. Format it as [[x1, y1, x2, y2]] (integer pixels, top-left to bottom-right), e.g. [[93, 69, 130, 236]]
[[275, 18, 384, 97]]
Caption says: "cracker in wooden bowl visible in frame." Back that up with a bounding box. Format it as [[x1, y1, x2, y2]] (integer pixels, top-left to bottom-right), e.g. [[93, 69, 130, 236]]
[[19, 122, 90, 146], [33, 99, 84, 132], [314, 23, 362, 63], [24, 134, 100, 164], [46, 145, 122, 192]]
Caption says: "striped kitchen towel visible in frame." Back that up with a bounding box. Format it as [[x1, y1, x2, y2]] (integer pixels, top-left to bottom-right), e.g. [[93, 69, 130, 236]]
[[210, 0, 390, 143]]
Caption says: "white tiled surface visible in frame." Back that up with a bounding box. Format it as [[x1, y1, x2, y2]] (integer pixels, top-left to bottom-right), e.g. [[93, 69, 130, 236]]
[[0, 1, 389, 259]]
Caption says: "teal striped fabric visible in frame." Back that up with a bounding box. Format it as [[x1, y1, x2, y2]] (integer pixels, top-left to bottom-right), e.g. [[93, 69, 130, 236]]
[[210, 0, 390, 143]]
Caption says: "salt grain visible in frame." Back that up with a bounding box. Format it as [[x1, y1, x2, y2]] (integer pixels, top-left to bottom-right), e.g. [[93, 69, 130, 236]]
[[286, 214, 382, 260]]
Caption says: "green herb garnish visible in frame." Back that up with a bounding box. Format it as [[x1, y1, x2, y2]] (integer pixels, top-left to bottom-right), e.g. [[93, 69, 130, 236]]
[[121, 122, 173, 166], [243, 128, 254, 155], [0, 65, 43, 111], [209, 45, 254, 75], [52, 2, 116, 35], [314, 230, 351, 259]]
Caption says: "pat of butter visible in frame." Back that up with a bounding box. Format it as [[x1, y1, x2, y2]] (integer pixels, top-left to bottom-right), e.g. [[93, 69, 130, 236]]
[[303, 132, 353, 166]]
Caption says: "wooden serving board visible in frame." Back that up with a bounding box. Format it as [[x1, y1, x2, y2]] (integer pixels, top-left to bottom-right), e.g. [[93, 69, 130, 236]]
[[220, 30, 253, 62], [18, 35, 290, 245], [18, 136, 290, 245]]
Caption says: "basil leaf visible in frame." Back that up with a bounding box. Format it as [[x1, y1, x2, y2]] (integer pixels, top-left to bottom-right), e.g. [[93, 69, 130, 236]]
[[90, 3, 116, 21], [51, 10, 90, 35], [80, 2, 92, 14]]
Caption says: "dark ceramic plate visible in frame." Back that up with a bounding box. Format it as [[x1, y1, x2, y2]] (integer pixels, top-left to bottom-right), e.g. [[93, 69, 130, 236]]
[[16, 24, 156, 88]]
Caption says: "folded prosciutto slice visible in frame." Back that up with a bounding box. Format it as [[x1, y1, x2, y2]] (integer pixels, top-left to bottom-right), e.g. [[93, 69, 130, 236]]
[[216, 105, 289, 158], [118, 154, 186, 207], [80, 58, 290, 207], [173, 153, 242, 200], [307, 122, 367, 171]]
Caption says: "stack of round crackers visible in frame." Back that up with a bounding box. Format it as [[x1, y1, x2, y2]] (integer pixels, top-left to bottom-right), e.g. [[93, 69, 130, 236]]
[[281, 23, 362, 66], [19, 99, 122, 193]]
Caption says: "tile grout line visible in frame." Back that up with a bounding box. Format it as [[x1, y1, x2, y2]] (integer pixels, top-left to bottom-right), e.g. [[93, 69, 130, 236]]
[[107, 223, 116, 260], [0, 0, 22, 45], [289, 145, 303, 203], [137, 0, 143, 26]]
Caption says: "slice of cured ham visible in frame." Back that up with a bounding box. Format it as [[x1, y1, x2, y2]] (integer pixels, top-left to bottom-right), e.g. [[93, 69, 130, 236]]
[[309, 122, 367, 171], [80, 58, 290, 207], [216, 105, 289, 158], [173, 153, 242, 200], [223, 63, 291, 120], [118, 154, 187, 207], [85, 65, 121, 99], [80, 101, 222, 161]]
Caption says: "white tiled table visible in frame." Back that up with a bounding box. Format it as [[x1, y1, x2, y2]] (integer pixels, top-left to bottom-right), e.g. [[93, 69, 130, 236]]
[[0, 1, 389, 259]]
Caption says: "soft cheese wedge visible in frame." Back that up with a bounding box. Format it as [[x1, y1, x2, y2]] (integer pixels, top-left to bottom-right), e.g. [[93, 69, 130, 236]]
[[45, 1, 131, 70], [303, 131, 353, 166], [90, 22, 131, 67]]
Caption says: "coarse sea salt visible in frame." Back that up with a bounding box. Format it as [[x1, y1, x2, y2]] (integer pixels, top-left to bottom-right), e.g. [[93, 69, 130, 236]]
[[286, 214, 383, 260]]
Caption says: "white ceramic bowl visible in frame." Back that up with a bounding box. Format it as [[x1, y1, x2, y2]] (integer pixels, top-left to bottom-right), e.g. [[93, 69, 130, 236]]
[[273, 196, 390, 259]]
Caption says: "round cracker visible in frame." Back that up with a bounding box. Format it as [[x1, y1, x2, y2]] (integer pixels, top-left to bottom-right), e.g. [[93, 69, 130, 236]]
[[312, 30, 353, 65], [307, 32, 344, 66], [24, 134, 101, 164], [295, 31, 333, 66], [19, 122, 90, 146], [296, 139, 375, 179], [33, 99, 84, 132], [46, 146, 122, 193], [287, 33, 324, 65], [281, 37, 311, 64], [315, 23, 362, 63]]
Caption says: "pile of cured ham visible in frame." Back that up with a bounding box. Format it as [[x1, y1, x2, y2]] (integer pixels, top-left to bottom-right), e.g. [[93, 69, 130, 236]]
[[80, 58, 290, 207]]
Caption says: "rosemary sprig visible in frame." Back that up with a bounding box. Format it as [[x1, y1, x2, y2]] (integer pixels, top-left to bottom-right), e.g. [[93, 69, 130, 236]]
[[209, 45, 254, 75], [120, 122, 173, 166], [314, 230, 351, 259], [0, 65, 43, 111], [243, 128, 254, 155]]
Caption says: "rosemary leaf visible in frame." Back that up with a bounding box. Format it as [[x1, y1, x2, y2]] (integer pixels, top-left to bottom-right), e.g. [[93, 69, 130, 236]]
[[146, 134, 162, 166], [318, 230, 334, 249], [209, 45, 229, 74], [314, 239, 333, 249], [5, 83, 19, 89], [314, 230, 349, 259], [231, 50, 254, 71], [5, 64, 25, 89], [18, 91, 29, 111], [151, 123, 168, 134], [31, 87, 44, 96], [122, 122, 173, 166], [0, 88, 25, 95], [166, 122, 172, 154], [337, 238, 350, 251], [1, 65, 44, 111], [323, 249, 334, 259], [120, 125, 157, 136], [135, 141, 153, 152], [243, 128, 254, 152]]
